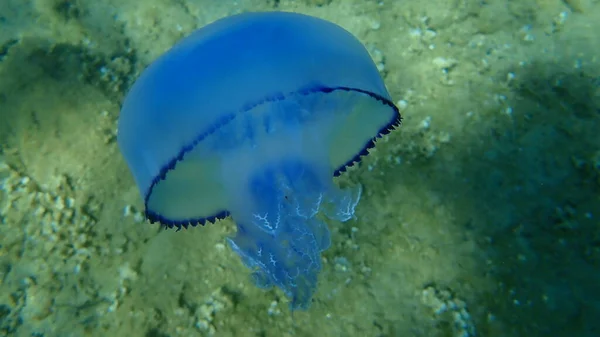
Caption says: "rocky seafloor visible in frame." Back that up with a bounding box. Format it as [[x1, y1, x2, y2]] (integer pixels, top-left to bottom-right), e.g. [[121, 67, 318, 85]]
[[1, 0, 599, 336]]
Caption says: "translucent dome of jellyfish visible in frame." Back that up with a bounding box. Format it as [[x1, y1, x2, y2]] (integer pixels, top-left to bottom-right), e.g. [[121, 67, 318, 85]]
[[117, 11, 401, 311]]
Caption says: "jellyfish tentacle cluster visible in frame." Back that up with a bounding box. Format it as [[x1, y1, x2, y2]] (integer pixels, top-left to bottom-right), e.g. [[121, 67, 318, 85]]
[[227, 159, 356, 310]]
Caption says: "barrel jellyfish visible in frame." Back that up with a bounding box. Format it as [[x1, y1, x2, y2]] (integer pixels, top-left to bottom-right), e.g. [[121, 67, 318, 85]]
[[117, 11, 401, 310]]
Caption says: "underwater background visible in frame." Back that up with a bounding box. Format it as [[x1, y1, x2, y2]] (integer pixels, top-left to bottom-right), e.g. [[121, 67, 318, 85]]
[[0, 0, 599, 336]]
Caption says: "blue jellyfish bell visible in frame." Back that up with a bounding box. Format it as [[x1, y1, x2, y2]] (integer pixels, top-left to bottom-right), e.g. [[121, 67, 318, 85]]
[[117, 11, 401, 310]]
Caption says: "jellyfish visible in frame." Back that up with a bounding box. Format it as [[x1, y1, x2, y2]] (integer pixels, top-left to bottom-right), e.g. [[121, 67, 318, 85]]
[[117, 12, 401, 310]]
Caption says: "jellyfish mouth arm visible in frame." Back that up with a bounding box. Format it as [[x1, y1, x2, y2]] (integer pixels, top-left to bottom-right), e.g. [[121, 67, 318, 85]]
[[224, 159, 360, 310], [322, 183, 362, 222]]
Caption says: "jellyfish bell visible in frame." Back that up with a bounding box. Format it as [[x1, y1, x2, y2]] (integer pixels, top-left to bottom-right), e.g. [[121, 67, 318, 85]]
[[117, 11, 401, 310]]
